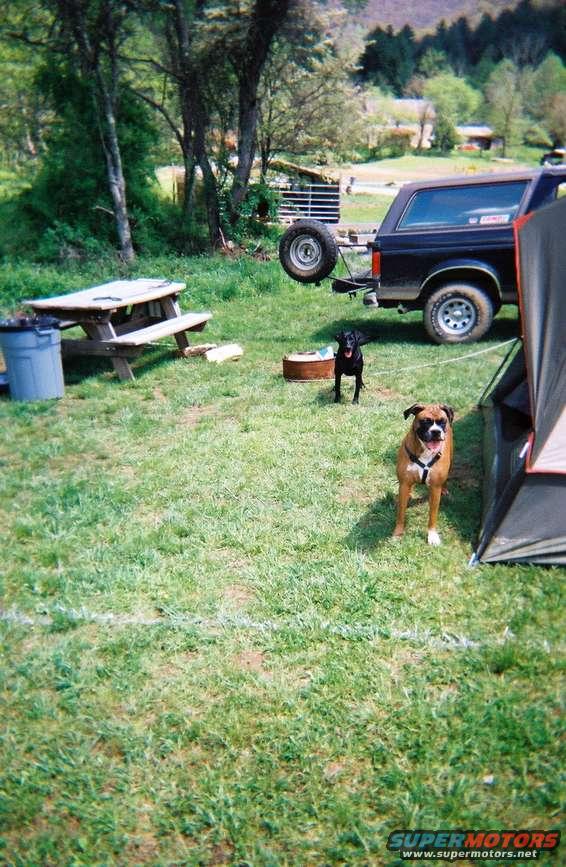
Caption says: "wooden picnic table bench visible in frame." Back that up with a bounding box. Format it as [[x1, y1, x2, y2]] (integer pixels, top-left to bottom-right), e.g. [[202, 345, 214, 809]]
[[28, 278, 212, 381]]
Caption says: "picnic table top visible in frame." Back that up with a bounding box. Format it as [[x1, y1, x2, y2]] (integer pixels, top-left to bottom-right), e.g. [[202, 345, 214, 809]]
[[29, 278, 186, 312]]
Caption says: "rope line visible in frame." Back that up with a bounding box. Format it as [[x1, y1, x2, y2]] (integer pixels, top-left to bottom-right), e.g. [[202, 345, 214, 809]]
[[154, 337, 519, 373], [372, 338, 518, 376]]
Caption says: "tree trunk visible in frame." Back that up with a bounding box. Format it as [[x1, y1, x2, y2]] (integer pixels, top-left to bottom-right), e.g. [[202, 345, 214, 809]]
[[172, 0, 222, 247], [98, 78, 135, 262], [229, 0, 292, 217], [182, 153, 196, 223], [194, 103, 222, 248], [180, 102, 196, 222], [58, 0, 135, 262], [259, 138, 271, 182], [232, 78, 259, 212]]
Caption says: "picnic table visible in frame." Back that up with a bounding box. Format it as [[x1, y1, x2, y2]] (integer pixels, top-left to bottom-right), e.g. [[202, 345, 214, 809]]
[[28, 278, 212, 381]]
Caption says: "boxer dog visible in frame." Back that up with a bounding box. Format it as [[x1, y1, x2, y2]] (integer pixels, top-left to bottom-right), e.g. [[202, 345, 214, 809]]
[[334, 330, 370, 404], [393, 403, 454, 546]]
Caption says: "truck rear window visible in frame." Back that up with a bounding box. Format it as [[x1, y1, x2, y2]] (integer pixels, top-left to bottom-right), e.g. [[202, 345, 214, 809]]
[[397, 181, 528, 230]]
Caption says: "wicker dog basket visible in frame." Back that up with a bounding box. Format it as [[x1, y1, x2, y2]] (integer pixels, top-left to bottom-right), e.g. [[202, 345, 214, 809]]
[[282, 351, 335, 382]]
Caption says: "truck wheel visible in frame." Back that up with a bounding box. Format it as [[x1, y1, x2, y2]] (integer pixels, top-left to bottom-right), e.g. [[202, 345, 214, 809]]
[[278, 219, 338, 283], [423, 283, 494, 344]]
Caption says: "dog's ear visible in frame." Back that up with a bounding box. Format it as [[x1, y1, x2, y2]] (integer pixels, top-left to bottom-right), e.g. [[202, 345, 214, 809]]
[[334, 332, 343, 342], [403, 403, 425, 420], [441, 405, 455, 425], [355, 330, 371, 345]]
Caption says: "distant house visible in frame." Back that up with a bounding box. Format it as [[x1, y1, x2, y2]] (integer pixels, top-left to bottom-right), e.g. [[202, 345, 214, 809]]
[[362, 96, 502, 153], [455, 125, 501, 151], [363, 96, 436, 149]]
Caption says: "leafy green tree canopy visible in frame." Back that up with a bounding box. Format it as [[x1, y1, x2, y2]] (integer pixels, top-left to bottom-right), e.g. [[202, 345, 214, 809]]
[[485, 59, 528, 157], [423, 73, 481, 125], [21, 61, 160, 259]]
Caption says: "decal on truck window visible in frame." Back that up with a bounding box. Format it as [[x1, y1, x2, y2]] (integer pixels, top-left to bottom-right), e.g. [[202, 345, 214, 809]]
[[478, 214, 511, 224]]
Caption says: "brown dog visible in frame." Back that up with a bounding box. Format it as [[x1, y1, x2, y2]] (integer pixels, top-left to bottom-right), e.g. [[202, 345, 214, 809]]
[[393, 403, 454, 546]]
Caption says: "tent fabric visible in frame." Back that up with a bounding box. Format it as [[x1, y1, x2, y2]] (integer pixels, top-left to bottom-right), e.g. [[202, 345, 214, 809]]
[[532, 407, 566, 472], [476, 196, 566, 564], [481, 475, 566, 565], [516, 197, 566, 472]]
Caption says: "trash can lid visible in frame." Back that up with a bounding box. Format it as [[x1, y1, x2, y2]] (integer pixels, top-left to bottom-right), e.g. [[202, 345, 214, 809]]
[[0, 315, 61, 332]]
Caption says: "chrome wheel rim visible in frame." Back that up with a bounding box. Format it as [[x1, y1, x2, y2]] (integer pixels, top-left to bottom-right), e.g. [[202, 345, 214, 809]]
[[289, 234, 322, 271], [437, 297, 477, 335]]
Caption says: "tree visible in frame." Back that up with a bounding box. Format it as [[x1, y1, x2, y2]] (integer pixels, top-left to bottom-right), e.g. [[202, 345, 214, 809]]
[[0, 28, 50, 163], [256, 5, 364, 174], [223, 0, 293, 215], [24, 61, 158, 259], [359, 24, 415, 95], [526, 53, 566, 145], [382, 1, 566, 93], [130, 0, 295, 245], [126, 0, 227, 245], [53, 0, 138, 261], [423, 72, 481, 153], [423, 73, 481, 125], [404, 76, 435, 151], [445, 17, 472, 76], [485, 59, 528, 157], [432, 114, 459, 153], [416, 48, 450, 79], [546, 93, 566, 147], [7, 0, 138, 261]]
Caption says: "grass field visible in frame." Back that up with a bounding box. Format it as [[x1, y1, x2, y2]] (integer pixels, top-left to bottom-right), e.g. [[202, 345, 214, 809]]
[[0, 254, 563, 866], [338, 193, 393, 228], [336, 151, 537, 186]]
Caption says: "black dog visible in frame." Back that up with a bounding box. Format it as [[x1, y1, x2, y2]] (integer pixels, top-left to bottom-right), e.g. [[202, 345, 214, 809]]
[[334, 330, 370, 404]]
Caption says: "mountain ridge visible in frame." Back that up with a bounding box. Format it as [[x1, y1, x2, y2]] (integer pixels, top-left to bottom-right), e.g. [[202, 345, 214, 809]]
[[349, 0, 550, 35]]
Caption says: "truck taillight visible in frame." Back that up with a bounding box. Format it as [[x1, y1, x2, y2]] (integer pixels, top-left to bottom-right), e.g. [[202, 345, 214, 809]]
[[372, 250, 381, 277]]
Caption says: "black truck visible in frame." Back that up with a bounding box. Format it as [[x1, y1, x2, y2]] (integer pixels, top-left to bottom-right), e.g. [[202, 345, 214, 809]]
[[278, 167, 566, 343]]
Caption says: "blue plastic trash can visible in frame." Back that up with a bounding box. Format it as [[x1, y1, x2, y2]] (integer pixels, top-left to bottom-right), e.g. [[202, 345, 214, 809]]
[[0, 316, 65, 401]]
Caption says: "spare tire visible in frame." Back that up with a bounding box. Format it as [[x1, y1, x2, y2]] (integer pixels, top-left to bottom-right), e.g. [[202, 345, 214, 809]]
[[279, 219, 338, 283]]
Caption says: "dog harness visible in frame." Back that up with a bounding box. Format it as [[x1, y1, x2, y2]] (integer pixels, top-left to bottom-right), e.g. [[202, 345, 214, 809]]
[[405, 445, 442, 483]]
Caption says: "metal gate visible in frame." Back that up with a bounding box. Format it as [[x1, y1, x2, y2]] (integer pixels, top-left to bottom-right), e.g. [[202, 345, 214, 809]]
[[274, 182, 340, 224]]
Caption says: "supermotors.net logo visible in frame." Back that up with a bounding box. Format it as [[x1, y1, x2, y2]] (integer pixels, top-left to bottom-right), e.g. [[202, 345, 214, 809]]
[[387, 830, 561, 861]]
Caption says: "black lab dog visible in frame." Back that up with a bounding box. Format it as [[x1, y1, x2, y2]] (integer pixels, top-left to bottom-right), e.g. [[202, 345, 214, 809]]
[[334, 330, 370, 404]]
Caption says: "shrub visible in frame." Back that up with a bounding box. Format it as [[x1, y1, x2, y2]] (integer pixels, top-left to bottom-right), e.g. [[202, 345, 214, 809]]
[[367, 128, 413, 160], [17, 62, 167, 261], [223, 182, 281, 243], [431, 115, 459, 153]]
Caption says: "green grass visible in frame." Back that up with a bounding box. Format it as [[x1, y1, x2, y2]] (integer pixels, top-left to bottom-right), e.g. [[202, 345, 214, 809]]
[[0, 254, 564, 866], [342, 149, 539, 183], [339, 193, 393, 228]]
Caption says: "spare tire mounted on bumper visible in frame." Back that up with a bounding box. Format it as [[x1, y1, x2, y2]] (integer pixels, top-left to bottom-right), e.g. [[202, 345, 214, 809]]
[[279, 219, 338, 284]]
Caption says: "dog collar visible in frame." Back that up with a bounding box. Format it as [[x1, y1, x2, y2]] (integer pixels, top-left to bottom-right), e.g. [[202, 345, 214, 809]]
[[405, 445, 442, 483]]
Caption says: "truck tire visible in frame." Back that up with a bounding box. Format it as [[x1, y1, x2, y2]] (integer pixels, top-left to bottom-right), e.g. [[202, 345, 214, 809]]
[[279, 219, 338, 284], [423, 283, 494, 344]]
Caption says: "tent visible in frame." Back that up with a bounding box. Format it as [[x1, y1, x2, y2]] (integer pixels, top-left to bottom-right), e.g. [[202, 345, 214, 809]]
[[475, 195, 566, 565]]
